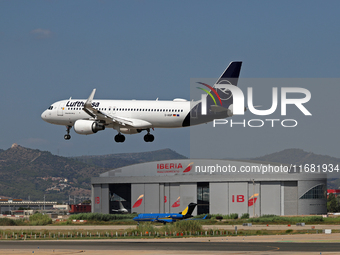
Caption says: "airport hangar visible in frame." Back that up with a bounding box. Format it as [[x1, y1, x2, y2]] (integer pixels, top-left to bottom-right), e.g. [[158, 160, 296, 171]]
[[91, 159, 327, 216]]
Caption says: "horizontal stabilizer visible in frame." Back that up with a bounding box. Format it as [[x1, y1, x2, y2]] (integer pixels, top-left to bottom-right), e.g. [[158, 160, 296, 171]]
[[210, 105, 228, 113]]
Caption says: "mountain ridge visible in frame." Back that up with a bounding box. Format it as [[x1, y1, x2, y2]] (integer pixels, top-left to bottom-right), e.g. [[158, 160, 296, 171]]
[[248, 148, 340, 166], [1, 145, 339, 202], [0, 144, 186, 202]]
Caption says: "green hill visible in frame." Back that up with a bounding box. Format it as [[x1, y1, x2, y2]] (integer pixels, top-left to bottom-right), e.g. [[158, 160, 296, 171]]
[[0, 144, 105, 202], [0, 144, 186, 202]]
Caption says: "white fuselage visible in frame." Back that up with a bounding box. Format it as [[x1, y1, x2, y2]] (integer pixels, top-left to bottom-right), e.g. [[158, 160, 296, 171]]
[[41, 98, 193, 129]]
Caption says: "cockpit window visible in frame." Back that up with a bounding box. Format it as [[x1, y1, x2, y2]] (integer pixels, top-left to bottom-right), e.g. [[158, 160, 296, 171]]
[[48, 106, 53, 110]]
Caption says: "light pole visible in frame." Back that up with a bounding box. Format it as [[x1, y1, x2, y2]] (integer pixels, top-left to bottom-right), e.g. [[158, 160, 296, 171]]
[[252, 179, 255, 217]]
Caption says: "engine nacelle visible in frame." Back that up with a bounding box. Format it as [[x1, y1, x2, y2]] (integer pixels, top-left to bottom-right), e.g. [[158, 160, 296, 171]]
[[120, 128, 142, 134], [74, 120, 105, 135]]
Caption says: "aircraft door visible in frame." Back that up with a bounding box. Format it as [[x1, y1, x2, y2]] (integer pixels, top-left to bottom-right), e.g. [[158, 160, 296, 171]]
[[191, 104, 198, 118], [57, 102, 65, 116]]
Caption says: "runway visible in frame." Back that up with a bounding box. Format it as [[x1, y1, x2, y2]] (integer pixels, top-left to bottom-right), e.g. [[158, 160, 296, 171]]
[[1, 240, 340, 252]]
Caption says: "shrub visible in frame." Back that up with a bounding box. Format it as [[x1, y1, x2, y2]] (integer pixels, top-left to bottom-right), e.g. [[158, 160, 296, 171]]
[[161, 220, 203, 233], [241, 213, 249, 219], [260, 214, 277, 218], [136, 222, 156, 234], [29, 213, 52, 225], [305, 216, 323, 222], [248, 215, 324, 224], [0, 218, 17, 226], [228, 213, 239, 219], [209, 213, 238, 220], [68, 213, 137, 221], [209, 214, 223, 219]]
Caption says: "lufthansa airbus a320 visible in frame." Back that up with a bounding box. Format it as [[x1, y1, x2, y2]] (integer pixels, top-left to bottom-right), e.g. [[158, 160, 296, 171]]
[[41, 62, 242, 143]]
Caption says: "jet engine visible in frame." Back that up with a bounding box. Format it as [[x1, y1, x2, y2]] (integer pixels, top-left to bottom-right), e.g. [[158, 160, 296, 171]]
[[74, 120, 105, 135]]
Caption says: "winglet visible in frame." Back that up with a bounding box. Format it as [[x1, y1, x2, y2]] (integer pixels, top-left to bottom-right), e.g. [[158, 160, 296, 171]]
[[83, 89, 97, 118], [85, 89, 96, 107]]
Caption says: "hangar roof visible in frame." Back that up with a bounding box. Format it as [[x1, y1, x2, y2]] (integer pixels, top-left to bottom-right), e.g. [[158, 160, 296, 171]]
[[92, 159, 326, 184]]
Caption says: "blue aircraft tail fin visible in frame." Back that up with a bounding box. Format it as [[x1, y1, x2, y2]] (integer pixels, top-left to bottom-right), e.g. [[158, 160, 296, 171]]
[[215, 61, 242, 86], [197, 61, 242, 112]]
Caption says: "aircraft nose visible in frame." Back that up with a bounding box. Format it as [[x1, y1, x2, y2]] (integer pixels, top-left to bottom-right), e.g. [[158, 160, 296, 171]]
[[41, 110, 48, 121]]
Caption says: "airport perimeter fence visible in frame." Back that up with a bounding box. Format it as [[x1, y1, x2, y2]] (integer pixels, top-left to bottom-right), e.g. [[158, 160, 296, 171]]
[[0, 228, 335, 240]]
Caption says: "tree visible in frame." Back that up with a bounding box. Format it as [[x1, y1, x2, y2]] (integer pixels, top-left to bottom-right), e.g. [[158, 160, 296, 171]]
[[327, 193, 338, 212]]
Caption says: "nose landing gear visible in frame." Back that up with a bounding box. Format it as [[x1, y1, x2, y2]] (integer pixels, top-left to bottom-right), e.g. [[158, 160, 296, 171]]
[[64, 126, 71, 140]]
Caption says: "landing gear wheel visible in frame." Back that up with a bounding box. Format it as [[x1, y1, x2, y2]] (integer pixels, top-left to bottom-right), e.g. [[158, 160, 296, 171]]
[[144, 134, 154, 142], [119, 135, 125, 143], [64, 126, 72, 140], [114, 134, 125, 143]]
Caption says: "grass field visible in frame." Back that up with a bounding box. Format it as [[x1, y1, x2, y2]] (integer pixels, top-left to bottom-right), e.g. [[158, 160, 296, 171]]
[[2, 213, 340, 227]]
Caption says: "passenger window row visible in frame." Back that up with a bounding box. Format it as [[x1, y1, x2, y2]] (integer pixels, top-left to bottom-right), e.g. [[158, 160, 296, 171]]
[[67, 108, 184, 112]]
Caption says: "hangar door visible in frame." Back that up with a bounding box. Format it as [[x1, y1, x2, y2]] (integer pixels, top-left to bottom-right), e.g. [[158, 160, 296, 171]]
[[260, 182, 281, 215], [131, 183, 160, 214], [109, 184, 131, 214]]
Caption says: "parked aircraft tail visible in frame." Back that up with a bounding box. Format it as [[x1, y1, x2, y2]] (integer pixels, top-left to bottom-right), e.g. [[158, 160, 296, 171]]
[[118, 201, 125, 210], [180, 203, 197, 219]]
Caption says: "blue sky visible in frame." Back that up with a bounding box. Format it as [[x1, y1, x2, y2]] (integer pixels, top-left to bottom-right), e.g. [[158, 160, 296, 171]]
[[1, 1, 339, 158]]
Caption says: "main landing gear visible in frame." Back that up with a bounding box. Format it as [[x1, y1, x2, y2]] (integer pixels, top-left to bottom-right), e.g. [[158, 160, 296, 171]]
[[114, 133, 125, 143], [113, 130, 155, 143], [144, 133, 154, 142], [64, 126, 71, 140]]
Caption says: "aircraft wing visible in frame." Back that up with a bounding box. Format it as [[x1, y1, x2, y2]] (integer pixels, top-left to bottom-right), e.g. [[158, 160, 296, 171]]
[[185, 215, 208, 221], [83, 89, 112, 121], [83, 89, 153, 129]]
